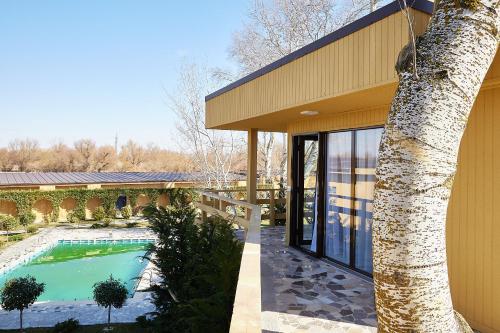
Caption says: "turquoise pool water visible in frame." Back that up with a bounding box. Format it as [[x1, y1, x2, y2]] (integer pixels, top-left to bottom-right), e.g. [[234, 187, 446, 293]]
[[0, 241, 151, 302]]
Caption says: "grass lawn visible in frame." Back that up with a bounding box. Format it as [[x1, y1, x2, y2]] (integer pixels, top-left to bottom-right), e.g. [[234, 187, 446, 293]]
[[0, 233, 30, 250], [0, 323, 147, 333]]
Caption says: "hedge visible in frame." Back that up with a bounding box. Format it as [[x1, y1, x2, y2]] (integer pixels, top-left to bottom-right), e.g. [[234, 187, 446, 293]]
[[0, 188, 193, 223]]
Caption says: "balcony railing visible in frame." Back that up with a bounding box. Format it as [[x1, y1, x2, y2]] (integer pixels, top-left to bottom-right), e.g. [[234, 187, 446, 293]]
[[195, 190, 262, 333], [206, 188, 286, 225]]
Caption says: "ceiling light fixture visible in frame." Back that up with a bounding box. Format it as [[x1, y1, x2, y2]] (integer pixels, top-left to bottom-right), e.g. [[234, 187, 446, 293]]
[[300, 110, 319, 116]]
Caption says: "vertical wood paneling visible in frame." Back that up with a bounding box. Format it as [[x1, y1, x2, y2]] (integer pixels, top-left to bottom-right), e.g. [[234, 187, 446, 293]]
[[447, 87, 500, 333], [206, 11, 428, 129]]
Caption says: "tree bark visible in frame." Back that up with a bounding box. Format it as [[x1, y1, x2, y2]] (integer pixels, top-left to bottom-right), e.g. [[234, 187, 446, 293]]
[[20, 309, 23, 332], [372, 1, 499, 332]]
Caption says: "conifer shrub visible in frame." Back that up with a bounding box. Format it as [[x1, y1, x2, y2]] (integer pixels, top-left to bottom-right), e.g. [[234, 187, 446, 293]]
[[143, 199, 243, 332], [92, 206, 106, 221]]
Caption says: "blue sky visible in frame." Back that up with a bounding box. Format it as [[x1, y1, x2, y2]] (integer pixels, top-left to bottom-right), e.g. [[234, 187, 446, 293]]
[[0, 0, 246, 149]]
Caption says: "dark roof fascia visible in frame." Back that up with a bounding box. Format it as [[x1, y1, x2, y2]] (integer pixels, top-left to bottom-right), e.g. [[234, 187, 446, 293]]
[[205, 0, 433, 102]]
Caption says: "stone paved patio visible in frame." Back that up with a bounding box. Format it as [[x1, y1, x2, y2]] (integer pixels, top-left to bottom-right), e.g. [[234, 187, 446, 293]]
[[261, 227, 377, 333]]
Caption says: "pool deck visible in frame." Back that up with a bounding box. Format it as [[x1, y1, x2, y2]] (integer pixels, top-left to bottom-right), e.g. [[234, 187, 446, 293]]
[[0, 227, 158, 329]]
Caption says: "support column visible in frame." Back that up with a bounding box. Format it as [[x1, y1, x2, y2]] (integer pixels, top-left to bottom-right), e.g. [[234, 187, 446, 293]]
[[247, 129, 258, 205]]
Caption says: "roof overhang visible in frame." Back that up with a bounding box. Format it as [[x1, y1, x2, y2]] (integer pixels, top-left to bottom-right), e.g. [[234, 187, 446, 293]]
[[205, 0, 434, 131]]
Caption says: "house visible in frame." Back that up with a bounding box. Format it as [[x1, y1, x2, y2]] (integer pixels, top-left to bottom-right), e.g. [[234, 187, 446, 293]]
[[205, 1, 500, 332]]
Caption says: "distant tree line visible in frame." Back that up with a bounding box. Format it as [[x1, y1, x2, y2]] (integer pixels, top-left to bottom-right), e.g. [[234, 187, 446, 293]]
[[0, 138, 195, 173]]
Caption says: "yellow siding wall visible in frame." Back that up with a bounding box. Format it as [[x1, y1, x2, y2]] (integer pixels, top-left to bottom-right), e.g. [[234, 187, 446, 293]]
[[206, 10, 430, 129], [447, 87, 500, 333], [286, 87, 500, 333], [288, 105, 388, 134]]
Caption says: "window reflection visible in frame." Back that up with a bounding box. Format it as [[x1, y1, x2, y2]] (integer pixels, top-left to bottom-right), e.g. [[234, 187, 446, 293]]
[[324, 131, 352, 264], [324, 128, 382, 274]]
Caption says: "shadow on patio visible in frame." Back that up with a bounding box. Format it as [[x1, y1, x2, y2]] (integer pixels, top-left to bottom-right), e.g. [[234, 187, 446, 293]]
[[261, 227, 377, 333]]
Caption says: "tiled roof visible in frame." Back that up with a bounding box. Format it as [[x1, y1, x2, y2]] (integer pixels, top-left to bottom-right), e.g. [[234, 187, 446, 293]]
[[0, 172, 243, 186]]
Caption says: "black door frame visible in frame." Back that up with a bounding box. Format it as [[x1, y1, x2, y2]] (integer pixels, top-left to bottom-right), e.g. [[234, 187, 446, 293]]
[[291, 127, 382, 277], [290, 134, 322, 255]]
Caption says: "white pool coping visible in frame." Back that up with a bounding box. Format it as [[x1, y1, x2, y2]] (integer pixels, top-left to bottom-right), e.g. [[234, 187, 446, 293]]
[[0, 227, 160, 329]]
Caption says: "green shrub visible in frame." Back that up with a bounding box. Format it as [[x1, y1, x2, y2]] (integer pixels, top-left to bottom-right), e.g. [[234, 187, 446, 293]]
[[136, 315, 152, 328], [66, 212, 80, 224], [103, 217, 113, 226], [93, 275, 128, 329], [121, 205, 132, 219], [0, 275, 45, 331], [19, 212, 36, 227], [26, 224, 38, 234], [125, 222, 138, 228], [92, 206, 106, 221], [90, 223, 105, 229], [52, 318, 79, 333], [9, 234, 24, 242], [144, 201, 243, 332], [0, 214, 19, 237]]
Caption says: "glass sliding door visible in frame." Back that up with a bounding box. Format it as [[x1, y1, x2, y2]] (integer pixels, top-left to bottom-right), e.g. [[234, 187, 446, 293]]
[[324, 131, 353, 264], [354, 128, 383, 274], [323, 127, 383, 275], [292, 135, 319, 253]]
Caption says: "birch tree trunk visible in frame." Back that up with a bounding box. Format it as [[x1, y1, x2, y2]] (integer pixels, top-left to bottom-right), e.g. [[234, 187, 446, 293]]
[[372, 1, 500, 332]]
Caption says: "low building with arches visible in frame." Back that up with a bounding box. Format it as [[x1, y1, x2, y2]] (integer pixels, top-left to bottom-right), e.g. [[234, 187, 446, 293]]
[[0, 171, 245, 222]]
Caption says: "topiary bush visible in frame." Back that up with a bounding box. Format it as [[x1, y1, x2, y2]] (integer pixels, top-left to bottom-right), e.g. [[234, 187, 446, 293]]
[[93, 275, 128, 330], [26, 224, 38, 234], [92, 206, 106, 221], [19, 212, 36, 227], [52, 318, 80, 333], [121, 205, 132, 219], [66, 212, 80, 224], [0, 275, 45, 331], [0, 214, 19, 240]]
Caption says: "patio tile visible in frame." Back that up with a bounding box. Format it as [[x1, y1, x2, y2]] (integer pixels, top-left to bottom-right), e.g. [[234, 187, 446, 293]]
[[261, 227, 377, 332]]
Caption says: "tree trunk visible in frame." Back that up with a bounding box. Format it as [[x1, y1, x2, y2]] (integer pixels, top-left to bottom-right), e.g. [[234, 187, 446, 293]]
[[108, 306, 111, 329], [372, 1, 499, 332], [19, 309, 23, 332]]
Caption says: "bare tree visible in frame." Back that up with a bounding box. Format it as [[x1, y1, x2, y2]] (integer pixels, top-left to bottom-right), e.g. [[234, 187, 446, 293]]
[[0, 148, 10, 171], [171, 63, 243, 189], [258, 132, 275, 184], [373, 0, 499, 332], [119, 140, 146, 171], [73, 139, 96, 172], [230, 0, 380, 76], [8, 139, 40, 172], [37, 142, 75, 172], [94, 145, 116, 172]]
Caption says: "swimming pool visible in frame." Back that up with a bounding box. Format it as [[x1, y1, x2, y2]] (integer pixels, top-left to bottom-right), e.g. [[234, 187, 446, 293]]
[[0, 240, 151, 302]]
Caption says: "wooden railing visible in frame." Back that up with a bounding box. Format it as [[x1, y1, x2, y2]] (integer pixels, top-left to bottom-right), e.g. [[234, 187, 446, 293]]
[[207, 188, 286, 225], [195, 191, 262, 333]]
